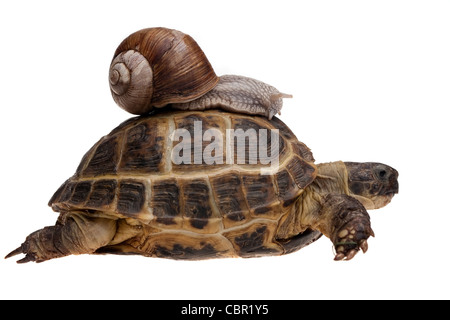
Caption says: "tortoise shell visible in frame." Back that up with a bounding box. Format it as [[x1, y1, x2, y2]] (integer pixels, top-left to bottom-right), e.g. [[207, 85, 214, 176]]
[[49, 110, 317, 258]]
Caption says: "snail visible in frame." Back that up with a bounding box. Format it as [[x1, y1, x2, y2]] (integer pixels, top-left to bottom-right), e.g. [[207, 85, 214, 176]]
[[109, 27, 292, 119]]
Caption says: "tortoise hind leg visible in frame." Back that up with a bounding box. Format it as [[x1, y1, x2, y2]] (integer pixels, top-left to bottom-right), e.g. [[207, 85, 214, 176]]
[[93, 219, 145, 256], [5, 212, 116, 263]]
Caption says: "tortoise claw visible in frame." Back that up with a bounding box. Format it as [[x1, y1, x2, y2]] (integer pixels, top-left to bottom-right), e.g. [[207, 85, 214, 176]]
[[5, 244, 37, 264], [346, 249, 358, 261], [5, 246, 23, 259], [5, 234, 41, 263], [334, 253, 345, 261], [17, 254, 37, 264], [360, 239, 369, 253], [334, 248, 359, 261]]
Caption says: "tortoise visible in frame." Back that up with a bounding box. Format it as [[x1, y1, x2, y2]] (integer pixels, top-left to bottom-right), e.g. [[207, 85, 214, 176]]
[[6, 109, 398, 263]]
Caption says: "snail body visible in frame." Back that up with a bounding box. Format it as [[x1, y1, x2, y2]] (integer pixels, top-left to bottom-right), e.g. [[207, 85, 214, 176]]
[[109, 27, 291, 119], [172, 75, 292, 120]]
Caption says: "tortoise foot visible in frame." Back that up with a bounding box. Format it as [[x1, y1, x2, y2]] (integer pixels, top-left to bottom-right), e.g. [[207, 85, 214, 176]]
[[5, 231, 43, 263], [333, 217, 374, 261], [5, 226, 69, 263]]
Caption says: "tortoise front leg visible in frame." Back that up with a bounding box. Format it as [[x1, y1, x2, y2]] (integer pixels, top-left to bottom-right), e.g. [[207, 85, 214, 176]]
[[5, 212, 116, 263], [314, 194, 374, 261]]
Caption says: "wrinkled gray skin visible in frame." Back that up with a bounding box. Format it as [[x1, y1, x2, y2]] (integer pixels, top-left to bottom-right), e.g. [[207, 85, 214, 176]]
[[172, 75, 292, 120]]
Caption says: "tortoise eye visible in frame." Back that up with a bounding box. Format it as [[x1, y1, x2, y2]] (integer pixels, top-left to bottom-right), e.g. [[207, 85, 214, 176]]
[[373, 164, 392, 182]]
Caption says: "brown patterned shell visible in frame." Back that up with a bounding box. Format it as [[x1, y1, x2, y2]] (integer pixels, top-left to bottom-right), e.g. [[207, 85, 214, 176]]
[[110, 27, 219, 114], [49, 110, 317, 258]]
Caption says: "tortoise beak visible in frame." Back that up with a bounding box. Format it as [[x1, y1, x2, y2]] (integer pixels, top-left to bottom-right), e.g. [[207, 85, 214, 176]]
[[379, 166, 399, 195]]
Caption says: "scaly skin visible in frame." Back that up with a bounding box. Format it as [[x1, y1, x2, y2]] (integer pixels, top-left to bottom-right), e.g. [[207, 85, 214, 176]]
[[6, 161, 398, 263], [5, 212, 116, 263], [286, 161, 397, 261]]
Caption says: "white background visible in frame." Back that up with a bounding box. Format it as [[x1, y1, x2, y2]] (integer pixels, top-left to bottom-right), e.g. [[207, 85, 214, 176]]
[[1, 0, 449, 300]]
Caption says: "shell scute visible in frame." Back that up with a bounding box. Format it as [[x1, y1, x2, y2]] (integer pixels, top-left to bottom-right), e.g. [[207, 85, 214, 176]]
[[178, 178, 221, 234], [230, 116, 287, 167], [275, 169, 301, 208], [150, 178, 181, 226], [241, 174, 281, 219], [223, 221, 282, 257], [49, 179, 118, 212], [48, 179, 70, 207], [210, 171, 250, 228], [171, 113, 228, 172], [286, 155, 317, 189], [69, 181, 92, 206], [137, 231, 234, 259], [117, 180, 146, 217], [85, 179, 117, 209], [118, 118, 168, 174], [49, 110, 316, 237], [292, 141, 315, 163], [82, 134, 120, 177], [58, 181, 76, 205], [182, 178, 213, 229], [269, 116, 296, 140]]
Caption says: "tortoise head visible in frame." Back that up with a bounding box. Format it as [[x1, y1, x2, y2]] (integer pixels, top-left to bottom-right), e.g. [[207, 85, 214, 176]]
[[344, 162, 399, 210]]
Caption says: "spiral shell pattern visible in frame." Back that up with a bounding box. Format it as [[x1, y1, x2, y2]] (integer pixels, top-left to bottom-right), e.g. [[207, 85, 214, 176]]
[[110, 50, 153, 114], [109, 27, 219, 115]]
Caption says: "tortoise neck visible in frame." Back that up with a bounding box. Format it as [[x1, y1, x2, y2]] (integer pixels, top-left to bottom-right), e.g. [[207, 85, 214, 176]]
[[276, 162, 350, 240], [311, 161, 350, 196], [292, 161, 350, 232]]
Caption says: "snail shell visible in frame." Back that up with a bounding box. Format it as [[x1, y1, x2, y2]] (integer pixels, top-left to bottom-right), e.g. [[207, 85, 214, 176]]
[[109, 27, 219, 115]]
